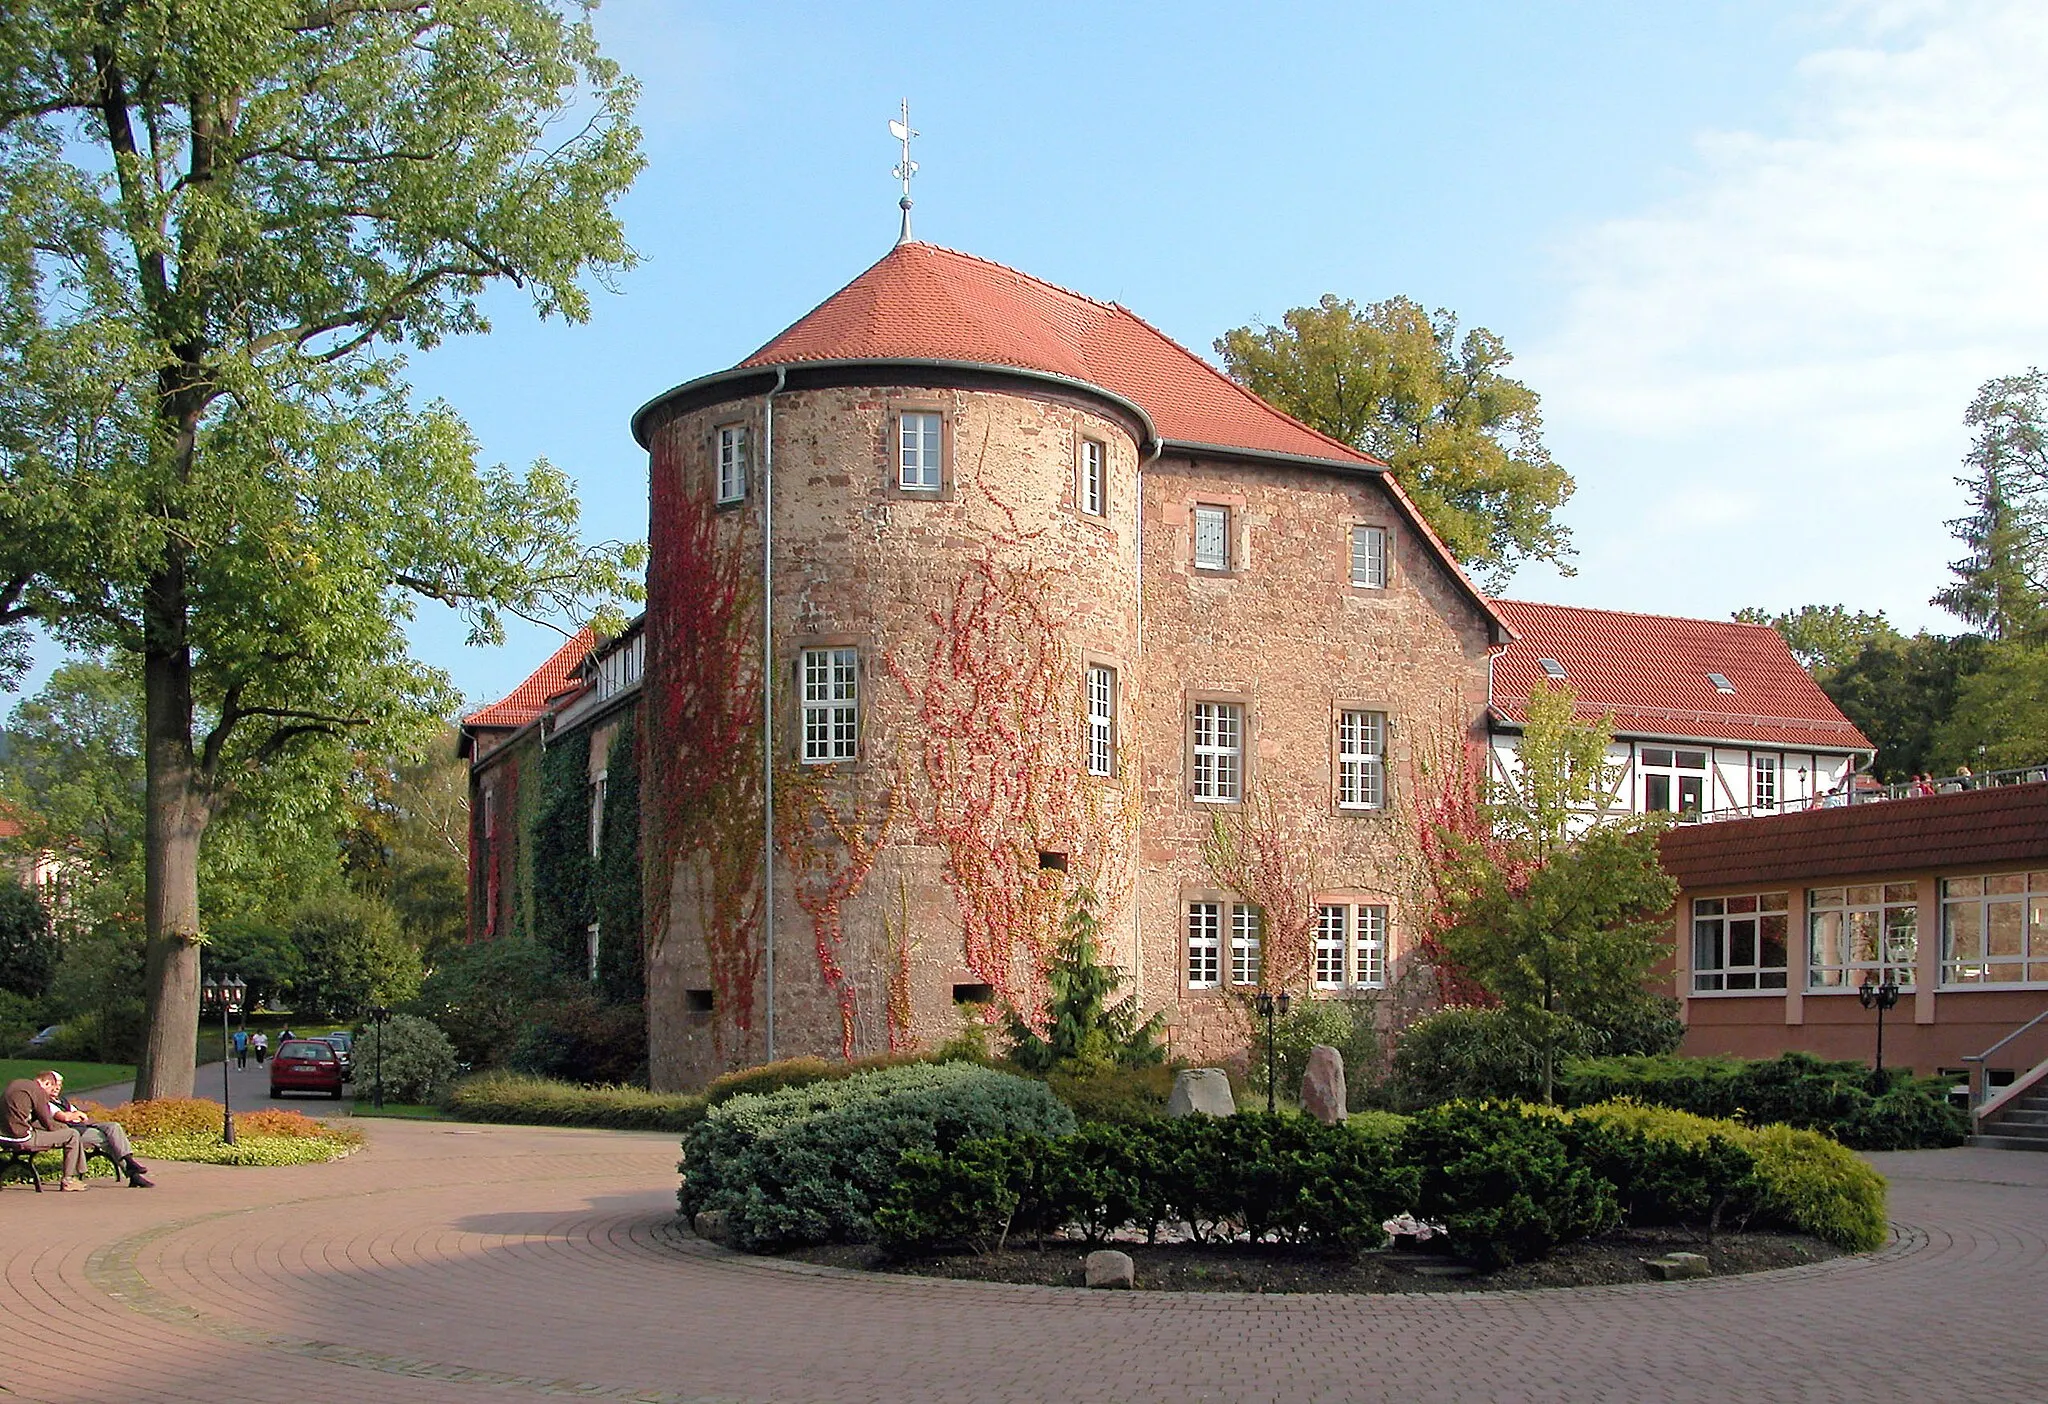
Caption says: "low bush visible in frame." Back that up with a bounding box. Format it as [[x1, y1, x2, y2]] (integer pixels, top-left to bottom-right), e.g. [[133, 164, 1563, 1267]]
[[1388, 1006, 1597, 1108], [83, 1096, 224, 1138], [1566, 1101, 1888, 1251], [682, 1063, 1076, 1250], [353, 1013, 461, 1105], [874, 1114, 1419, 1258], [701, 1050, 945, 1107], [1563, 1115, 1760, 1230], [1403, 1102, 1618, 1269], [1245, 997, 1382, 1110], [1554, 1052, 1966, 1150], [443, 1071, 708, 1132], [1047, 1064, 1177, 1125], [507, 993, 648, 1087]]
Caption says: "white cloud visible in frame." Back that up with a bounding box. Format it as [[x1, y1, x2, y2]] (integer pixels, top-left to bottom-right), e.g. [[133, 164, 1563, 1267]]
[[1523, 0, 2048, 629]]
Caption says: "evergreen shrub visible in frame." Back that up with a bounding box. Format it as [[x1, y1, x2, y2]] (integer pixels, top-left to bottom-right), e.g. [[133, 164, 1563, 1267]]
[[443, 1071, 707, 1131], [354, 1013, 460, 1104], [1388, 1006, 1595, 1108], [1245, 996, 1382, 1109], [1046, 1063, 1177, 1125], [1403, 1101, 1618, 1268]]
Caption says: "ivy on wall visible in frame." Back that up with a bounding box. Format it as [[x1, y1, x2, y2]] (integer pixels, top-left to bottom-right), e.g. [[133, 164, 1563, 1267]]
[[594, 712, 645, 1002], [525, 716, 646, 1004]]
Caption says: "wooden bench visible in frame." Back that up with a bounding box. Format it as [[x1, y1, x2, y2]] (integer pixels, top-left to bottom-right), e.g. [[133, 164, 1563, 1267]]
[[0, 1137, 45, 1191]]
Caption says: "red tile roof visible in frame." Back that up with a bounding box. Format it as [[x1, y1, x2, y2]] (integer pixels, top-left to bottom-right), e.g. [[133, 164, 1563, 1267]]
[[739, 242, 1381, 468], [1660, 783, 2048, 888], [1490, 600, 1873, 752], [461, 628, 596, 731]]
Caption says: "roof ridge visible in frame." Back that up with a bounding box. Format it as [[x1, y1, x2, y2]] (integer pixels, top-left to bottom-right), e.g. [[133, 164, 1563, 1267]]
[[1496, 598, 1782, 632]]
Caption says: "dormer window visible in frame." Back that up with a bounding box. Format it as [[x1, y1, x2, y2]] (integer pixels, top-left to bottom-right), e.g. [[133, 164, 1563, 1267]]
[[1539, 659, 1567, 681], [1708, 672, 1735, 694]]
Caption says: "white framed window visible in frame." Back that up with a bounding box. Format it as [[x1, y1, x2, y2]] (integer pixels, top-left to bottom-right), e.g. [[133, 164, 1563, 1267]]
[[1230, 905, 1262, 986], [898, 411, 943, 491], [1692, 892, 1790, 992], [716, 424, 748, 504], [589, 771, 608, 856], [586, 922, 602, 982], [1353, 904, 1387, 988], [1640, 746, 1707, 814], [1942, 872, 2048, 986], [1080, 438, 1106, 517], [1752, 755, 1779, 812], [801, 647, 859, 763], [1314, 905, 1347, 989], [1186, 902, 1221, 989], [1193, 504, 1230, 570], [1350, 525, 1387, 588], [1191, 701, 1243, 802], [1086, 664, 1117, 777], [1338, 710, 1386, 810], [1808, 883, 1918, 990]]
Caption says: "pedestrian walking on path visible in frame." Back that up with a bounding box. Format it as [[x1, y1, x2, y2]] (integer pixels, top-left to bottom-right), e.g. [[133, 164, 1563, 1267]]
[[233, 1028, 249, 1069], [252, 1031, 268, 1065]]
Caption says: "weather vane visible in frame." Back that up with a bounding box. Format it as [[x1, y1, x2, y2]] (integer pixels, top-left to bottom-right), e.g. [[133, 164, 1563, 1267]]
[[889, 99, 918, 245]]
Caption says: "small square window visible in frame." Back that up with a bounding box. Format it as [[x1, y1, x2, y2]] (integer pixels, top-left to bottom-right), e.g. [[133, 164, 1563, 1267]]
[[899, 412, 943, 491], [716, 425, 748, 504], [1350, 525, 1387, 588], [1080, 439, 1107, 517], [1193, 504, 1230, 570]]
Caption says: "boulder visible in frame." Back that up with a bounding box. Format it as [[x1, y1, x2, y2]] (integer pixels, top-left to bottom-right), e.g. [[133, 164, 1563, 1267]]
[[1167, 1067, 1236, 1118], [1642, 1252, 1710, 1281], [1300, 1044, 1348, 1125], [691, 1210, 732, 1244], [1085, 1249, 1135, 1289]]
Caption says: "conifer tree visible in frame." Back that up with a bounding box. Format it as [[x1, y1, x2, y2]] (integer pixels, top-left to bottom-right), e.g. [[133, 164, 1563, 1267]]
[[1933, 371, 2046, 642], [1005, 885, 1164, 1075]]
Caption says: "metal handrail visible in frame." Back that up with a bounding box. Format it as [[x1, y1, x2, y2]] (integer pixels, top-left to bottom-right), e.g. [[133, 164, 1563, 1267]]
[[1962, 1006, 2048, 1107], [1684, 761, 2048, 826]]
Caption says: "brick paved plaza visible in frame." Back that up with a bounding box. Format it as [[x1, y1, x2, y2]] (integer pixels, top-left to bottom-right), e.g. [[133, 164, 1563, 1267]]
[[3, 1113, 2044, 1404]]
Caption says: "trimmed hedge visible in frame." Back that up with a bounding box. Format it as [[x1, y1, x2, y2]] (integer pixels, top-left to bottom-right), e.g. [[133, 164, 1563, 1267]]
[[1554, 1052, 1966, 1150], [681, 1063, 1076, 1250], [443, 1071, 708, 1132], [701, 1050, 954, 1107], [1404, 1102, 1619, 1268]]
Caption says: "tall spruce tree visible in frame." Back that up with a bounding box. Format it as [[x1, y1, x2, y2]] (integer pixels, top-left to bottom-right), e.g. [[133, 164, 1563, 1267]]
[[0, 2, 645, 1097], [1933, 371, 2047, 642]]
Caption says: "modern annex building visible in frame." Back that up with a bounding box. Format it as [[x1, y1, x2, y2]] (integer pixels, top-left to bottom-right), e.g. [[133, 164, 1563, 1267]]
[[464, 238, 1877, 1091]]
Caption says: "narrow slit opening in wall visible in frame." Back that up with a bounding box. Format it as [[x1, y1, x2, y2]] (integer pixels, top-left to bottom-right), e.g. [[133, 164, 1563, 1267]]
[[684, 989, 715, 1014], [952, 983, 996, 1006], [1038, 851, 1068, 872]]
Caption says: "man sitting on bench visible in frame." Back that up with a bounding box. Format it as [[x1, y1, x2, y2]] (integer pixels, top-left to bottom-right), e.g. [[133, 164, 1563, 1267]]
[[2, 1070, 88, 1190], [42, 1071, 153, 1188]]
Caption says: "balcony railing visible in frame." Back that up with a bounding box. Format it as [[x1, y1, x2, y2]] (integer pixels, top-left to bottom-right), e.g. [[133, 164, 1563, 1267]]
[[1681, 762, 2048, 825]]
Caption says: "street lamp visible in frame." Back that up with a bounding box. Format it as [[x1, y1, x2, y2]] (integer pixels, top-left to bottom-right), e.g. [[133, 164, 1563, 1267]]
[[1253, 989, 1293, 1115], [368, 1004, 392, 1109], [201, 973, 246, 1145], [1858, 974, 1900, 1082]]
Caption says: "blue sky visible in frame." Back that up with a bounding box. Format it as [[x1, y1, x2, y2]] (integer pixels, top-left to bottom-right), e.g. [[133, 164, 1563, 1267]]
[[19, 1, 2048, 713]]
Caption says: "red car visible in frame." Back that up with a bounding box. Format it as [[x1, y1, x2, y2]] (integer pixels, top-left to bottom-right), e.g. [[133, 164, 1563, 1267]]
[[270, 1039, 346, 1099]]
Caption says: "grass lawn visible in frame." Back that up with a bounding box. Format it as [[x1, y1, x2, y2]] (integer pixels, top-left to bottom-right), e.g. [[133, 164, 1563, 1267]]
[[0, 1058, 135, 1092], [350, 1102, 452, 1121]]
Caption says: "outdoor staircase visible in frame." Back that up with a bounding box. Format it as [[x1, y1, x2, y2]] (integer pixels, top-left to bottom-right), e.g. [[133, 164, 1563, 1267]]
[[1970, 1085, 2048, 1151]]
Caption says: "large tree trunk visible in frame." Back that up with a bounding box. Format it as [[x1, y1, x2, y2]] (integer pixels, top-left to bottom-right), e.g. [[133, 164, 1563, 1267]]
[[132, 559, 212, 1099]]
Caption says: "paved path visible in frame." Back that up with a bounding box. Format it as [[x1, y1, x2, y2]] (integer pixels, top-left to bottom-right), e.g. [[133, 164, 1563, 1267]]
[[2, 1122, 2044, 1404], [79, 1051, 355, 1113]]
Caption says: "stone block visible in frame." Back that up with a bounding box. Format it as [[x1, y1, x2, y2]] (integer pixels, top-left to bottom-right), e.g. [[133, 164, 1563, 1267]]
[[1167, 1067, 1236, 1118], [1300, 1044, 1347, 1125], [1642, 1252, 1710, 1281], [692, 1210, 732, 1244], [1085, 1249, 1135, 1289]]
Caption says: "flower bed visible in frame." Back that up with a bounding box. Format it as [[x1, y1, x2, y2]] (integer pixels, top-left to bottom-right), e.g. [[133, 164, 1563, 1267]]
[[19, 1097, 362, 1178]]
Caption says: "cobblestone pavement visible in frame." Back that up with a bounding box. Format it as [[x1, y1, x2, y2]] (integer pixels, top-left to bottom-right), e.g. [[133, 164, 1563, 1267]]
[[2, 1121, 2043, 1404]]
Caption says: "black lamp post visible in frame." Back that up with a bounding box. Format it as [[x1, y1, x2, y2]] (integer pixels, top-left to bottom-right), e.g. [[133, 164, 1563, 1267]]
[[1253, 989, 1293, 1115], [368, 1004, 391, 1109], [1858, 974, 1900, 1080], [202, 973, 246, 1144]]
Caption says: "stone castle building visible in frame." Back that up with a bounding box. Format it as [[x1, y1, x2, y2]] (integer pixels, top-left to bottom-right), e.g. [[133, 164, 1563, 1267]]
[[464, 238, 1872, 1090]]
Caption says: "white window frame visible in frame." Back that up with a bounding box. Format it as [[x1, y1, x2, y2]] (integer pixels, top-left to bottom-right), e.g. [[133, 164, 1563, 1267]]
[[1353, 904, 1388, 989], [1691, 892, 1790, 993], [1941, 871, 2048, 986], [1338, 710, 1387, 810], [1314, 905, 1347, 989], [801, 647, 860, 763], [1080, 438, 1106, 517], [1191, 701, 1243, 802], [1752, 755, 1779, 812], [1349, 525, 1387, 588], [1086, 664, 1117, 777], [589, 770, 608, 856], [716, 424, 748, 504], [1230, 905, 1262, 987], [1186, 902, 1222, 989], [898, 411, 943, 491], [1808, 883, 1918, 990], [1193, 504, 1230, 570], [1639, 746, 1708, 814]]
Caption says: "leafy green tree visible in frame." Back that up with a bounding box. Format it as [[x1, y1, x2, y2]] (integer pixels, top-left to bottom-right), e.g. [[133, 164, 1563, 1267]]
[[199, 917, 303, 1011], [1006, 885, 1164, 1075], [0, 877, 56, 998], [1823, 633, 1987, 781], [1732, 605, 1902, 680], [342, 729, 469, 958], [1933, 642, 2048, 771], [1440, 686, 1675, 1102], [1215, 294, 1574, 588], [0, 3, 645, 1096], [285, 891, 422, 1021]]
